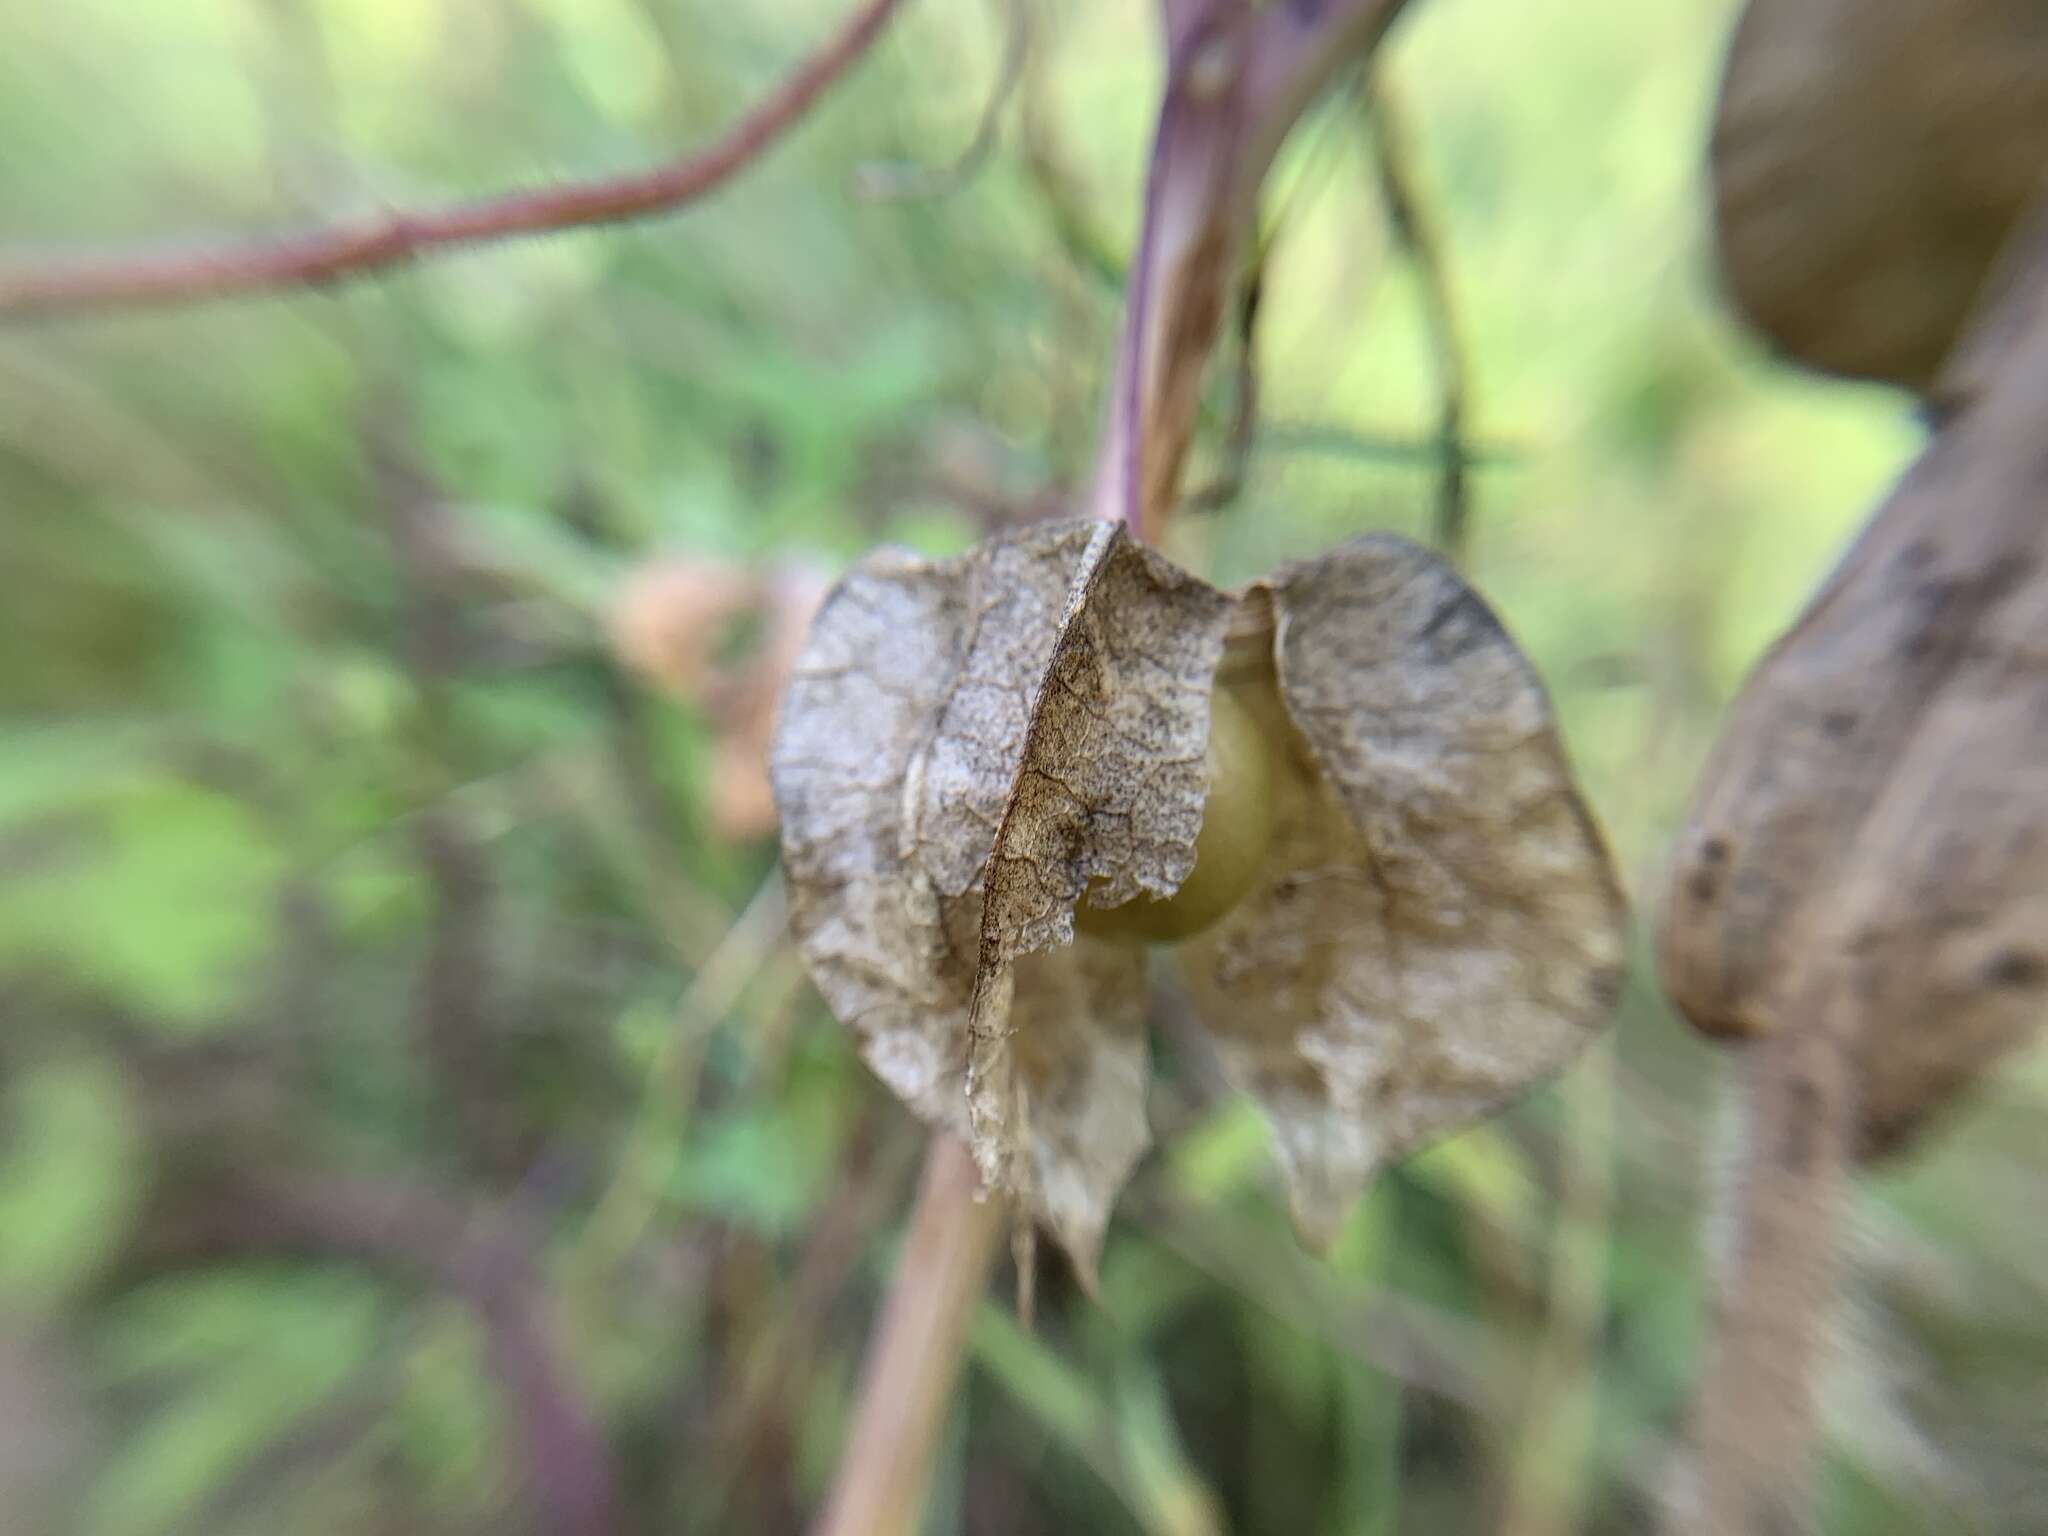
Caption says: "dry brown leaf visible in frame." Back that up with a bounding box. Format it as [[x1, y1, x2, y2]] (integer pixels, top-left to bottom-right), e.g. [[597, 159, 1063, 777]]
[[771, 523, 1152, 1205], [1663, 175, 2048, 1536], [1181, 541, 1626, 1245], [1003, 938, 1152, 1276], [962, 524, 1236, 1266], [772, 519, 1625, 1274], [1659, 220, 2048, 1157], [1712, 0, 2048, 390]]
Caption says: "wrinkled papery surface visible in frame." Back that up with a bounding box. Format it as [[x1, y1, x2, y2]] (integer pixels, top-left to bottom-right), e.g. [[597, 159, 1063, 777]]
[[1660, 247, 2048, 1158], [772, 519, 1626, 1273], [1181, 541, 1626, 1245], [1712, 0, 2048, 390], [964, 525, 1235, 1265]]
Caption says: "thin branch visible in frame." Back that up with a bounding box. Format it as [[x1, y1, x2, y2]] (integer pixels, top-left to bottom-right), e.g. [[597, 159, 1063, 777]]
[[1247, 0, 1412, 138], [577, 872, 791, 1284], [1184, 262, 1263, 513], [1087, 0, 1417, 543], [858, 0, 1032, 202], [1108, 73, 1186, 538], [1180, 77, 1355, 515], [1019, 83, 1126, 292], [1680, 1007, 1855, 1536], [1364, 77, 1474, 562], [1089, 0, 1263, 539], [0, 0, 908, 317], [368, 407, 528, 1182], [810, 1136, 1003, 1536]]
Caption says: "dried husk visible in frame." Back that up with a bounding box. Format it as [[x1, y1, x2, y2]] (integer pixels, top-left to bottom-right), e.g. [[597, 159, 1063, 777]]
[[1712, 0, 2048, 390], [962, 523, 1236, 1265], [1658, 216, 2048, 1157], [1180, 540, 1627, 1245], [774, 519, 1625, 1273]]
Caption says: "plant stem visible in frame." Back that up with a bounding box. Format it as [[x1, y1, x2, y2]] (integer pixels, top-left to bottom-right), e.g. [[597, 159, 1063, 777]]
[[0, 0, 906, 316], [1363, 77, 1472, 563], [1087, 0, 1414, 544], [820, 10, 1421, 1532], [1684, 1006, 1855, 1536], [811, 1136, 1004, 1536]]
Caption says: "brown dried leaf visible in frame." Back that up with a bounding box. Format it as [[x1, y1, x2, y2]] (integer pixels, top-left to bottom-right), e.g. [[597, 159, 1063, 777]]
[[1004, 937, 1151, 1276], [963, 524, 1235, 1258], [772, 522, 1186, 1272], [771, 543, 987, 1134], [1839, 667, 2048, 1160], [1660, 229, 2048, 1157], [1712, 0, 2048, 390], [1180, 539, 1627, 1246]]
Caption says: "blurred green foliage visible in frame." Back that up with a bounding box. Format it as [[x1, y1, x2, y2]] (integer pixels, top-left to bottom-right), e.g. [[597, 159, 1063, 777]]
[[2, 0, 2043, 1533]]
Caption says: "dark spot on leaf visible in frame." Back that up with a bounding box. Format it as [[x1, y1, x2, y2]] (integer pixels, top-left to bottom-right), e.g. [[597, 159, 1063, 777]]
[[1819, 710, 1857, 739], [1932, 904, 1989, 935], [1417, 586, 1505, 661], [1899, 578, 1959, 660], [1588, 964, 1625, 1013], [1981, 949, 2047, 990], [1856, 1107, 1917, 1165], [1900, 558, 2034, 662], [1897, 540, 1936, 573], [1687, 837, 1731, 903]]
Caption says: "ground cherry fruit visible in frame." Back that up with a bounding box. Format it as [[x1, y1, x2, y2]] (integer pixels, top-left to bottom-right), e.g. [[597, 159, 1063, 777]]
[[1074, 682, 1277, 944]]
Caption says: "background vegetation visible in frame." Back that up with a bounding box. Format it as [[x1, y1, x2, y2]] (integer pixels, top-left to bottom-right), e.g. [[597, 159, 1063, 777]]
[[2, 0, 2042, 1531]]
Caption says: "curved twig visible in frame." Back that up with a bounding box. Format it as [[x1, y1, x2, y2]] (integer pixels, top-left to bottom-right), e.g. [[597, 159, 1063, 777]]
[[1364, 77, 1473, 562], [809, 1137, 1002, 1536], [0, 0, 907, 317], [1184, 265, 1264, 513], [1683, 1007, 1855, 1536], [1018, 85, 1126, 292], [1090, 0, 1265, 539], [1087, 0, 1415, 542], [1180, 77, 1357, 514], [858, 0, 1032, 201]]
